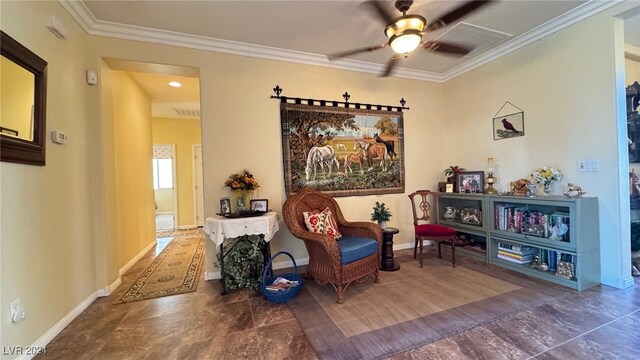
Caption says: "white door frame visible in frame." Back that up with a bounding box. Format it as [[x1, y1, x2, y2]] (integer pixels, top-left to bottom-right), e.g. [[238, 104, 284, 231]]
[[154, 143, 179, 230], [192, 144, 204, 227]]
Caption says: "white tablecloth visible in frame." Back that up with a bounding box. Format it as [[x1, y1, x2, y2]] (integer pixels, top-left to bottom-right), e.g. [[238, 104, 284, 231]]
[[203, 212, 279, 247]]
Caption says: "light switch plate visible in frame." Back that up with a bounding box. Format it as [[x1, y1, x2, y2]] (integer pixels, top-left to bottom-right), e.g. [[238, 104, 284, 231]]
[[578, 160, 599, 172]]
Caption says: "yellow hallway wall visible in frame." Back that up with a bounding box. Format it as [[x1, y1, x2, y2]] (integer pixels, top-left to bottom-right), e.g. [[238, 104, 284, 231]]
[[152, 117, 202, 227], [110, 70, 156, 270]]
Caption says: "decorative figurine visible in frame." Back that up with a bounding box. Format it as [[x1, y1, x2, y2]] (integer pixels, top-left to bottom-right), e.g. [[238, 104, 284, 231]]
[[443, 206, 457, 221], [530, 256, 549, 272], [510, 178, 530, 196], [563, 183, 586, 198]]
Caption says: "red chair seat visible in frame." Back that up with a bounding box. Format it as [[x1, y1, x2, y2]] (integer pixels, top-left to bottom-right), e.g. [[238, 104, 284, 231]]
[[415, 224, 457, 237]]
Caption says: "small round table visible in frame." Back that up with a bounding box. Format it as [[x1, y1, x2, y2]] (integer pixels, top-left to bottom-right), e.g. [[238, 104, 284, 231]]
[[380, 227, 400, 271]]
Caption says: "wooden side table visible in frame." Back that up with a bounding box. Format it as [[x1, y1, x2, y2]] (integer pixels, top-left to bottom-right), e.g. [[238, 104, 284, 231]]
[[380, 227, 400, 271]]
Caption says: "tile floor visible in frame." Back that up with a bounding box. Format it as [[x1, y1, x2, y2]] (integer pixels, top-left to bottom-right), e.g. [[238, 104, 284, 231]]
[[36, 239, 640, 360]]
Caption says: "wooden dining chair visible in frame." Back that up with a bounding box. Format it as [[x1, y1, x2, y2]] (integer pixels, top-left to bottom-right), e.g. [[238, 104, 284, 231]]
[[408, 190, 469, 268]]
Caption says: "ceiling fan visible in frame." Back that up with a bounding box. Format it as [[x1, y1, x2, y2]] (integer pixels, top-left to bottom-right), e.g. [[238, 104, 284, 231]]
[[328, 0, 494, 77]]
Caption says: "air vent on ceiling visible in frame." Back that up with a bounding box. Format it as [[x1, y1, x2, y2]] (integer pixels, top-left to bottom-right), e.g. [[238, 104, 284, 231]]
[[421, 22, 512, 73], [173, 108, 201, 117]]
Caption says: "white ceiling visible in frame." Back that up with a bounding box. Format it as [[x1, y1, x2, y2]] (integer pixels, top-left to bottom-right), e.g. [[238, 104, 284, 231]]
[[76, 1, 639, 112], [66, 0, 627, 81]]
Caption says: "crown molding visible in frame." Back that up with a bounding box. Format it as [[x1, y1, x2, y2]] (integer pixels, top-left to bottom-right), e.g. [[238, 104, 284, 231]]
[[61, 0, 620, 83], [442, 0, 624, 79]]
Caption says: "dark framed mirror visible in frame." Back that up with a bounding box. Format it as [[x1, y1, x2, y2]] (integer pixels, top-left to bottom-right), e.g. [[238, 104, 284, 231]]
[[1, 31, 47, 165]]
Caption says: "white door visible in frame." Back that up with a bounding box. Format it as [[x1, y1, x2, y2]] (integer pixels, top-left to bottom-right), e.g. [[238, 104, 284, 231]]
[[193, 145, 205, 227]]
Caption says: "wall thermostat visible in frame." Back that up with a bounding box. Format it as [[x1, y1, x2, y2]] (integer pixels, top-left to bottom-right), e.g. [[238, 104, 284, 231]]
[[51, 131, 67, 144]]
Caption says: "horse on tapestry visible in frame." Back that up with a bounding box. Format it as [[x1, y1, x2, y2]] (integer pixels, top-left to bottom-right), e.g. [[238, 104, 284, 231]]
[[374, 133, 396, 159], [344, 151, 365, 174], [305, 146, 340, 181], [354, 139, 388, 172]]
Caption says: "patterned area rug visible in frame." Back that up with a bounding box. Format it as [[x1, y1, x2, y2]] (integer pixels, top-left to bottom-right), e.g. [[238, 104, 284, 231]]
[[118, 231, 205, 303], [289, 254, 572, 360]]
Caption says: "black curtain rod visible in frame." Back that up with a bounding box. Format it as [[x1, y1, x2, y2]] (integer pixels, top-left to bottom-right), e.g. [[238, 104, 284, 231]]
[[270, 96, 409, 112]]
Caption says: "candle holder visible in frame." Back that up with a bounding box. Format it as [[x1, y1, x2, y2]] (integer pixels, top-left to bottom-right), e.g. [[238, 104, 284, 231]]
[[485, 157, 498, 194]]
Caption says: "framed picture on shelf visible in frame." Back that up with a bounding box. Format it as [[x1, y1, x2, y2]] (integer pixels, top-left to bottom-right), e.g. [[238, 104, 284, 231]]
[[219, 197, 231, 214], [456, 171, 485, 193], [250, 199, 268, 212]]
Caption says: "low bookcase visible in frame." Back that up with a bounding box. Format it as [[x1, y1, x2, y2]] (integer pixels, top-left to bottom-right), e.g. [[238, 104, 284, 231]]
[[438, 193, 488, 262], [488, 195, 599, 291]]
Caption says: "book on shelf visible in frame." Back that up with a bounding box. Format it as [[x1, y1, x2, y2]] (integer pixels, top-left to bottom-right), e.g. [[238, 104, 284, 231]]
[[497, 242, 535, 254], [494, 204, 571, 242], [497, 254, 533, 264], [265, 277, 299, 292], [498, 251, 533, 260]]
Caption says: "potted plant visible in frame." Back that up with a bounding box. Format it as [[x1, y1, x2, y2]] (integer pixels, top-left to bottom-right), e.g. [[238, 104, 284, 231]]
[[371, 202, 392, 229], [443, 165, 465, 181]]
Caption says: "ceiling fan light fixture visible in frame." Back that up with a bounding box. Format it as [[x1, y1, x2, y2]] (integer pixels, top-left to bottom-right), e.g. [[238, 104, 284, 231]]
[[385, 14, 426, 38], [389, 31, 422, 54]]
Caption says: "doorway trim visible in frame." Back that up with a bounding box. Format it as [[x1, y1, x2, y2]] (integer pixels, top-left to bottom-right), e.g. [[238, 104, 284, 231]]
[[192, 144, 204, 227]]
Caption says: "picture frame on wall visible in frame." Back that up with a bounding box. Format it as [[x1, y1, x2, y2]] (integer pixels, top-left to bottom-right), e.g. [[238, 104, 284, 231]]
[[493, 111, 525, 140], [456, 171, 485, 193], [250, 199, 269, 212]]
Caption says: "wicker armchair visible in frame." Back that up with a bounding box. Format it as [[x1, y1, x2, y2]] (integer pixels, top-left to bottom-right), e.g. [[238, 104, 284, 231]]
[[282, 188, 382, 304]]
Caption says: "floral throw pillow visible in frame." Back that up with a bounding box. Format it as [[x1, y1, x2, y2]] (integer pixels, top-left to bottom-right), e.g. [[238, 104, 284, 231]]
[[303, 207, 342, 240]]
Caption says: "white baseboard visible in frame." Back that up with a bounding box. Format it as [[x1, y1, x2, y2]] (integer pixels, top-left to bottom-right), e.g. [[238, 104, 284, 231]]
[[601, 274, 636, 289], [15, 290, 99, 360], [177, 225, 197, 230], [205, 270, 221, 281], [119, 239, 156, 276], [394, 242, 415, 251], [97, 276, 122, 297]]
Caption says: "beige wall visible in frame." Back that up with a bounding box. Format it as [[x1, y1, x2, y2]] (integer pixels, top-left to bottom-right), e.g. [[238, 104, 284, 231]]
[[152, 117, 202, 226], [443, 4, 636, 287], [1, 1, 96, 353], [0, 57, 35, 140]]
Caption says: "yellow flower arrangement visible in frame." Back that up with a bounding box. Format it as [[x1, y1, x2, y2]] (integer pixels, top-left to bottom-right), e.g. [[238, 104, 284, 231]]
[[224, 169, 260, 191]]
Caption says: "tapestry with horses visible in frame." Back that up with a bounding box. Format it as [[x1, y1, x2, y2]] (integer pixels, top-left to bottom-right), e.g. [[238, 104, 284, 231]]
[[280, 102, 405, 197]]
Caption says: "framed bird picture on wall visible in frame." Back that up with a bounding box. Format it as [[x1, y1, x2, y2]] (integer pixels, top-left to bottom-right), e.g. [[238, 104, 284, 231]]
[[493, 111, 525, 140]]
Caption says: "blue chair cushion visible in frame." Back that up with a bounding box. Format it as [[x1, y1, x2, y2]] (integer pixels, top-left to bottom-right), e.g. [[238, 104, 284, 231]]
[[338, 236, 378, 265]]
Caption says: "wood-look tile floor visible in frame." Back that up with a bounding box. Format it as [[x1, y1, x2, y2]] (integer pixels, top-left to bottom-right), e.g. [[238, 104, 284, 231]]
[[37, 242, 640, 360]]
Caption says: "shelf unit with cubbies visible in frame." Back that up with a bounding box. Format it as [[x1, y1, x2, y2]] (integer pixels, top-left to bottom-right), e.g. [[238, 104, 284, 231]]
[[488, 195, 599, 291], [437, 193, 488, 262]]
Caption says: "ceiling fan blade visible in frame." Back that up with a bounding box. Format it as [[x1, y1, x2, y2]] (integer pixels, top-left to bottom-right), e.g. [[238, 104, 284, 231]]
[[425, 0, 493, 32], [327, 43, 388, 60], [361, 1, 396, 25], [381, 54, 402, 77], [422, 41, 472, 57]]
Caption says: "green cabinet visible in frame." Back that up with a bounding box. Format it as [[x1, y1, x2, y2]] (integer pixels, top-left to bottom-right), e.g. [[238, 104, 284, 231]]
[[438, 193, 600, 291], [438, 193, 488, 262], [488, 195, 599, 291]]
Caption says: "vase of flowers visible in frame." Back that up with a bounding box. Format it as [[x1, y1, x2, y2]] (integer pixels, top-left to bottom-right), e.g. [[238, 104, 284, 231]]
[[371, 202, 392, 229], [531, 166, 562, 195], [224, 169, 260, 211]]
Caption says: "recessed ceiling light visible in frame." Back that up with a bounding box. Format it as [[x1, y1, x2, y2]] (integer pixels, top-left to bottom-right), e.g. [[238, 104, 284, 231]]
[[168, 81, 182, 88]]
